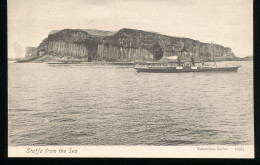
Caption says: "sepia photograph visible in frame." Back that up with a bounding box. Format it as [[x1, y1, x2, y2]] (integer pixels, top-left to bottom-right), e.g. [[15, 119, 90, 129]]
[[8, 0, 254, 158]]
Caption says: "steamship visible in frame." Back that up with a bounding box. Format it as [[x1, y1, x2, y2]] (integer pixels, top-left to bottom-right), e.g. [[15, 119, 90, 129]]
[[134, 42, 241, 73]]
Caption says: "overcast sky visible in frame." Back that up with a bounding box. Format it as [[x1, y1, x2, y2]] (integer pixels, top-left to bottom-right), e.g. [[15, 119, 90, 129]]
[[8, 0, 253, 58]]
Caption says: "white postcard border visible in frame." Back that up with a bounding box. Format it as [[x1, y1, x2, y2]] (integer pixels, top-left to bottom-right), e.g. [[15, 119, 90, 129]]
[[8, 145, 254, 158]]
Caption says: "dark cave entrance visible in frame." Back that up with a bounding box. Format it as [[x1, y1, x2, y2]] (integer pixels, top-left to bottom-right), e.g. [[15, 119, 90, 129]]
[[152, 42, 163, 60], [153, 51, 163, 60], [88, 57, 92, 62]]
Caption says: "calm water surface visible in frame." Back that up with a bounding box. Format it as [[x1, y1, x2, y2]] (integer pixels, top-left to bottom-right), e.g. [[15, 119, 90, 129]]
[[8, 61, 254, 146]]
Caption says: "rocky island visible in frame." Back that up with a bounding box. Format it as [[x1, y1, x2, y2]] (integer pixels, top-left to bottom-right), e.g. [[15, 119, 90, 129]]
[[19, 28, 245, 63]]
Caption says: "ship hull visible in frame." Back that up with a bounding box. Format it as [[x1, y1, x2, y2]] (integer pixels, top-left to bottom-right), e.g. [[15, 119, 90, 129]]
[[135, 67, 240, 73]]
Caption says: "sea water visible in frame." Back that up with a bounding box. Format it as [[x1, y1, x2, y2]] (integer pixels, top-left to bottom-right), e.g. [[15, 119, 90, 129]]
[[8, 61, 254, 145]]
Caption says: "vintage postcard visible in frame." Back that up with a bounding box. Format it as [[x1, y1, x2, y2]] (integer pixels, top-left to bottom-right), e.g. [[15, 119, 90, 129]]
[[8, 0, 254, 158]]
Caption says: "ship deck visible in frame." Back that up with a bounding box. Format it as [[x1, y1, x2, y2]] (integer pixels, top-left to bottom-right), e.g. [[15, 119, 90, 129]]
[[135, 66, 240, 73]]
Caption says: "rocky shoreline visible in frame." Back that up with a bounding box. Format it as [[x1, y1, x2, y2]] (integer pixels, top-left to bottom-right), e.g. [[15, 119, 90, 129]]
[[15, 54, 253, 64]]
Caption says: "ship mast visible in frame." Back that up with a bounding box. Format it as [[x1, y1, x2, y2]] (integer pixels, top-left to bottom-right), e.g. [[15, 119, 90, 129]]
[[211, 42, 217, 68]]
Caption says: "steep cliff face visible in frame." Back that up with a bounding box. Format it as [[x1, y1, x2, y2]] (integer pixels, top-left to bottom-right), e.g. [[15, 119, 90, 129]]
[[37, 28, 236, 62], [46, 41, 97, 58], [96, 44, 153, 61]]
